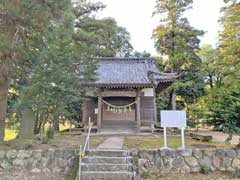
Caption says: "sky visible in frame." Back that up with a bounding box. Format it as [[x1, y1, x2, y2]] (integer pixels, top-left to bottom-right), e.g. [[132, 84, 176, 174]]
[[91, 0, 226, 55]]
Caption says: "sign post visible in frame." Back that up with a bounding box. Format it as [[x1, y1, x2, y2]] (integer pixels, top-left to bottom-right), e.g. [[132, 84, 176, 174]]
[[161, 110, 187, 149], [163, 127, 167, 148], [181, 127, 185, 149]]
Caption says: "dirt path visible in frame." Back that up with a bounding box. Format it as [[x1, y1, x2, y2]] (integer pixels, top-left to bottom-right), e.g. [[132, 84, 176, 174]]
[[198, 130, 240, 145], [97, 136, 125, 149]]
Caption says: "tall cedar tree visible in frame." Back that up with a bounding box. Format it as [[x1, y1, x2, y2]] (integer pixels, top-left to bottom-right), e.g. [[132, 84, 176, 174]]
[[74, 0, 133, 57], [15, 0, 103, 134], [74, 17, 133, 57], [0, 0, 73, 143], [153, 0, 204, 109]]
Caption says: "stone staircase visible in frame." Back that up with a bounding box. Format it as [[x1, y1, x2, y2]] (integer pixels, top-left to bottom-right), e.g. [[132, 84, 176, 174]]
[[81, 149, 135, 180]]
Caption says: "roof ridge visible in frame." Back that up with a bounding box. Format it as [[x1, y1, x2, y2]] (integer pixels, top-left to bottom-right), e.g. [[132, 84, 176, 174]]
[[97, 57, 156, 61]]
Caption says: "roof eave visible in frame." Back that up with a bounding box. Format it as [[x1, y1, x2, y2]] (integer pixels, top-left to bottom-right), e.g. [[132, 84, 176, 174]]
[[81, 83, 155, 89]]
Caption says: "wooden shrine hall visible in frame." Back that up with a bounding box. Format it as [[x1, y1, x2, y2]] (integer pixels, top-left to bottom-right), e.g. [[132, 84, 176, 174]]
[[82, 57, 178, 132]]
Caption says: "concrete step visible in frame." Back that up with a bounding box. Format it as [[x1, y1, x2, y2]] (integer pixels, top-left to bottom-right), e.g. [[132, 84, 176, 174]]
[[81, 171, 134, 180], [82, 156, 132, 164], [102, 120, 136, 125], [82, 164, 133, 172], [86, 150, 131, 157]]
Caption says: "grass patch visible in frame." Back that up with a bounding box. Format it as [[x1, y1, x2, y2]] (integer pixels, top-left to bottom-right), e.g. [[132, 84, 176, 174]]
[[123, 135, 234, 150], [157, 172, 231, 180], [0, 139, 33, 150], [0, 134, 107, 150], [53, 134, 107, 149]]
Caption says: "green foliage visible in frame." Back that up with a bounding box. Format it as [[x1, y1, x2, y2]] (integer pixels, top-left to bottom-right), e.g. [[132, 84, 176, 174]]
[[141, 171, 158, 180], [14, 0, 88, 134], [200, 165, 211, 174], [74, 4, 133, 57], [197, 45, 223, 88], [41, 137, 49, 144], [219, 2, 240, 82], [131, 50, 152, 58], [187, 120, 197, 128], [0, 0, 135, 142], [204, 87, 240, 133], [232, 168, 240, 178], [166, 1, 240, 134], [0, 0, 75, 143]]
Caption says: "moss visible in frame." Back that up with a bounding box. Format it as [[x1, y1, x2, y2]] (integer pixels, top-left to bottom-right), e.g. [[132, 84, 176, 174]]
[[70, 155, 80, 180], [141, 171, 158, 180]]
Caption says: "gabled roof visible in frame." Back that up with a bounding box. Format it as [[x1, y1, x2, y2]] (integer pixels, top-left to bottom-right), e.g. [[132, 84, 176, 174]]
[[84, 57, 178, 88]]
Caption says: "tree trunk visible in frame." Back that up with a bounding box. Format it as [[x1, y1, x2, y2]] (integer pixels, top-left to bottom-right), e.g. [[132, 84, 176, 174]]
[[209, 74, 213, 88], [34, 110, 40, 134], [19, 108, 35, 139], [0, 58, 9, 144], [53, 114, 60, 132], [0, 82, 8, 144], [171, 88, 176, 110]]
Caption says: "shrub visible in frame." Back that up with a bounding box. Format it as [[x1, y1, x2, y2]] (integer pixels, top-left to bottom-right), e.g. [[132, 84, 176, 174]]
[[46, 128, 54, 139], [236, 139, 240, 149], [232, 168, 240, 178], [200, 165, 211, 174], [141, 171, 158, 180]]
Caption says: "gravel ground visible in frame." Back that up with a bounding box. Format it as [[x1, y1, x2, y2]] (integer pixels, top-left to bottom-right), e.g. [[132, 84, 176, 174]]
[[0, 170, 234, 180], [0, 169, 67, 180]]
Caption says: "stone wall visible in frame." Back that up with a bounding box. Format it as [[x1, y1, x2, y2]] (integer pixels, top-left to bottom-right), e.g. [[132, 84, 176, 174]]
[[1, 148, 240, 176], [137, 148, 240, 174], [0, 149, 77, 175]]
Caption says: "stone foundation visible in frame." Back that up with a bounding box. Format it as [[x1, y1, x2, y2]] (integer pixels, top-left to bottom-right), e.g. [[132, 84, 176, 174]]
[[137, 148, 240, 174]]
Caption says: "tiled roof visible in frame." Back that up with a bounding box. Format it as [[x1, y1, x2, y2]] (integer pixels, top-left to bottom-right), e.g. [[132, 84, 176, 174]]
[[85, 57, 178, 88]]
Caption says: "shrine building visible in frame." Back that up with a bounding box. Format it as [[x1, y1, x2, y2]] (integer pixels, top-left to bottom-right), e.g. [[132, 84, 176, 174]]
[[82, 57, 178, 132]]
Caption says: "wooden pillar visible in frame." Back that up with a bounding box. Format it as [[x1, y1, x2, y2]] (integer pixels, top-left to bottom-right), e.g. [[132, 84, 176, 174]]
[[136, 90, 141, 132], [153, 89, 157, 123], [82, 99, 87, 125], [97, 96, 102, 131]]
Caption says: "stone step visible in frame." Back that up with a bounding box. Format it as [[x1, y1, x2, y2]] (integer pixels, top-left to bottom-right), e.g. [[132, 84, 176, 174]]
[[102, 120, 136, 125], [82, 156, 132, 164], [102, 125, 137, 128], [81, 171, 134, 180], [86, 150, 131, 157], [82, 164, 133, 172]]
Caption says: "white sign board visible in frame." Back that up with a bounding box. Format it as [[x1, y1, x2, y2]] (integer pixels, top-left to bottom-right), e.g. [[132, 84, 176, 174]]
[[160, 110, 187, 149], [161, 110, 186, 128]]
